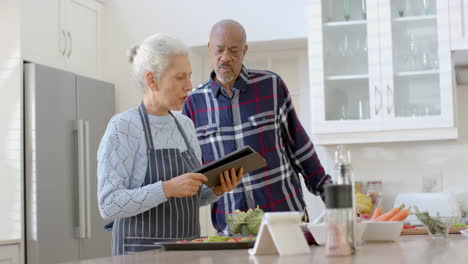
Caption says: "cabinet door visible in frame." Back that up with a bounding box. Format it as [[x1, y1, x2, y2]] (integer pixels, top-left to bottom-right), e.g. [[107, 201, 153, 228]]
[[63, 0, 102, 78], [21, 0, 66, 69], [309, 0, 381, 134], [379, 0, 454, 130], [449, 0, 468, 50], [0, 244, 19, 264]]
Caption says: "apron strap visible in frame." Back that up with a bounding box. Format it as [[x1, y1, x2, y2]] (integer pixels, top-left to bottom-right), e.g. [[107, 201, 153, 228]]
[[138, 102, 155, 155], [169, 111, 194, 153]]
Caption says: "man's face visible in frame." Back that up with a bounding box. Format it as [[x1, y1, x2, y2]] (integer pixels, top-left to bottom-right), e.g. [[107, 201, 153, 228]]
[[208, 28, 247, 85]]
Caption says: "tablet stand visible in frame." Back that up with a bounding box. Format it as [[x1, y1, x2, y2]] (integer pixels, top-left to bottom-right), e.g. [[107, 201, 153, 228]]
[[248, 212, 310, 256]]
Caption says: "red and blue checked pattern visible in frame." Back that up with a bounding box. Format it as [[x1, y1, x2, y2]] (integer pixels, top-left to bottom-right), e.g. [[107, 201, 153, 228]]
[[182, 66, 332, 232]]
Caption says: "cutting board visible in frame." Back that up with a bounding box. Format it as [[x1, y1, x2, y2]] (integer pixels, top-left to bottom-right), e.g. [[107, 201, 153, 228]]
[[401, 227, 467, 235]]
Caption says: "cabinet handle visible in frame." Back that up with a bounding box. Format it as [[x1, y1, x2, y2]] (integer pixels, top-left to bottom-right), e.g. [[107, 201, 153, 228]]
[[67, 31, 73, 58], [61, 29, 67, 56], [77, 120, 91, 239], [386, 85, 394, 115], [77, 120, 86, 239], [374, 85, 381, 115]]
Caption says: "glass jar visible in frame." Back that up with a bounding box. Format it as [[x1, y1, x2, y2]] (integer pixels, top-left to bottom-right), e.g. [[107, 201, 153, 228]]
[[366, 181, 383, 209]]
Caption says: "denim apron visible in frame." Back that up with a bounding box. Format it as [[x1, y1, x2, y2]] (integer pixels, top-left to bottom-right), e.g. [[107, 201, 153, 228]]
[[112, 102, 202, 255]]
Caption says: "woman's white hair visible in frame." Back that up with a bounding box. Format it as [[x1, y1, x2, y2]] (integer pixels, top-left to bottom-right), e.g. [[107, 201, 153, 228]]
[[127, 33, 188, 92]]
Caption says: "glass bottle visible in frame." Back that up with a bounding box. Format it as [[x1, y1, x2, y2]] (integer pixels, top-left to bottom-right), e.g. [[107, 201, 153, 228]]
[[333, 145, 353, 185], [324, 184, 354, 256], [329, 145, 356, 254]]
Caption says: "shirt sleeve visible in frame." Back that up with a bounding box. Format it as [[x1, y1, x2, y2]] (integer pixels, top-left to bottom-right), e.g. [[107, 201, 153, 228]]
[[97, 115, 168, 220], [276, 77, 332, 199]]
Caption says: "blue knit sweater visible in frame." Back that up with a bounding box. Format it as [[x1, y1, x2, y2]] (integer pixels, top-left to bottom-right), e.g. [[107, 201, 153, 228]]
[[97, 108, 220, 220]]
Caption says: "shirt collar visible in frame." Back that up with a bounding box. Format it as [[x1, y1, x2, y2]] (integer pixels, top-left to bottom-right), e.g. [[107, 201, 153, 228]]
[[209, 65, 249, 97]]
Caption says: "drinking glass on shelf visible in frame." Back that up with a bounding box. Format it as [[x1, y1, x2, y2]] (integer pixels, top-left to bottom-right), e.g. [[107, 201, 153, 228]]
[[326, 0, 335, 22], [422, 0, 436, 15], [395, 0, 406, 17], [344, 0, 352, 21], [361, 0, 367, 19]]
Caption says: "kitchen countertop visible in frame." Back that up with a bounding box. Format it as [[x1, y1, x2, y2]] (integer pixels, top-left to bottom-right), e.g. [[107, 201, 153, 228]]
[[62, 235, 467, 264]]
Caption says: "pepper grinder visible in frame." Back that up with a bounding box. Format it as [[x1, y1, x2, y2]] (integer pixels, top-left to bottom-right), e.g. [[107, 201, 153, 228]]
[[324, 184, 355, 256]]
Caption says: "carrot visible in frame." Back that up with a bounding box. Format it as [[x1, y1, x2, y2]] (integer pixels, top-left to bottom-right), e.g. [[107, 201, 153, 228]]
[[376, 204, 405, 221], [371, 207, 383, 221], [389, 206, 411, 221]]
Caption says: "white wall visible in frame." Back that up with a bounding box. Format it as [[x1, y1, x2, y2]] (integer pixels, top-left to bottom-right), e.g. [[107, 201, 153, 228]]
[[0, 0, 22, 240], [101, 0, 468, 226], [101, 0, 312, 113]]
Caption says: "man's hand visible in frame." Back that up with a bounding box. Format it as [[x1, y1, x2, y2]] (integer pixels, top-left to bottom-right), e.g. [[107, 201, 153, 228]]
[[162, 173, 207, 198], [212, 167, 244, 196]]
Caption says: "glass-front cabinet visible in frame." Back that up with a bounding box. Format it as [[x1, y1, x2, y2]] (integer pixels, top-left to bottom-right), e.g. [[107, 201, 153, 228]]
[[308, 0, 456, 144]]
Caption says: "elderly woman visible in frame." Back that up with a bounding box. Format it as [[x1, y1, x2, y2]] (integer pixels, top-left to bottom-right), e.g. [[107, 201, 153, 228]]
[[97, 33, 243, 255]]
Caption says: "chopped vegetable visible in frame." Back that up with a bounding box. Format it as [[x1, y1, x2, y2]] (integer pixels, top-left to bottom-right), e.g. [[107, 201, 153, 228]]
[[452, 221, 468, 227], [226, 206, 264, 236], [206, 236, 230, 242]]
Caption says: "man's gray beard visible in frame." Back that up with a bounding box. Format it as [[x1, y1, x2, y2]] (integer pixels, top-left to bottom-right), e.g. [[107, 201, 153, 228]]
[[216, 74, 234, 84]]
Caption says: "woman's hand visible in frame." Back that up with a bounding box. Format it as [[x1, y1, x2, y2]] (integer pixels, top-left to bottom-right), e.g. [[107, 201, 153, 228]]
[[212, 167, 244, 196], [162, 173, 207, 198]]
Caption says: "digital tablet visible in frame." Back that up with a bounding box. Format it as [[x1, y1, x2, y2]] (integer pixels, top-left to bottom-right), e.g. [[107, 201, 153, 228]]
[[195, 146, 267, 188]]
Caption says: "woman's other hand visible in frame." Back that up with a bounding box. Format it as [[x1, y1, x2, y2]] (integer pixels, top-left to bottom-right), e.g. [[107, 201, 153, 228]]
[[162, 173, 207, 198], [212, 167, 244, 196]]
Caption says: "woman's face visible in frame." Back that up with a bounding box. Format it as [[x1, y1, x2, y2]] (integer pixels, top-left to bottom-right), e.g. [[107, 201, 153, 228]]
[[156, 55, 192, 111]]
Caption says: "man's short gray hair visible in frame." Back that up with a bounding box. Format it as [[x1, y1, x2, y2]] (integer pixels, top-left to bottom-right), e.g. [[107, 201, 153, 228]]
[[127, 33, 188, 92]]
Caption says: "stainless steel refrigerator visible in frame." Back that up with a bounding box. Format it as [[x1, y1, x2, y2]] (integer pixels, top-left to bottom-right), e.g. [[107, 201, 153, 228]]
[[24, 63, 115, 263]]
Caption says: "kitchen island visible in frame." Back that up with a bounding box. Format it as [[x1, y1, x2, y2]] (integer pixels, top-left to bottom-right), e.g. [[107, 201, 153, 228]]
[[63, 235, 467, 264]]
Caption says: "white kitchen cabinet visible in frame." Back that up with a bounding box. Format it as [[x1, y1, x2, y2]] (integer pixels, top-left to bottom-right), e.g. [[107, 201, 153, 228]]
[[21, 0, 102, 78], [308, 0, 456, 144], [0, 243, 20, 264], [449, 0, 468, 50]]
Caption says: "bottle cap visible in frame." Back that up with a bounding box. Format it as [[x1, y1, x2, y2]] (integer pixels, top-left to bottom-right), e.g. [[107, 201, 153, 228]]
[[324, 184, 353, 209]]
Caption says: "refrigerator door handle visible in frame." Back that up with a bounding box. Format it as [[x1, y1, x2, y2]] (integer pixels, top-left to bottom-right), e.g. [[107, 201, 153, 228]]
[[84, 120, 92, 239], [77, 120, 90, 239]]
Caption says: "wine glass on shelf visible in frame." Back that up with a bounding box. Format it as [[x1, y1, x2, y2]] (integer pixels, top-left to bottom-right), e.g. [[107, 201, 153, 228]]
[[338, 34, 352, 74], [405, 32, 418, 71]]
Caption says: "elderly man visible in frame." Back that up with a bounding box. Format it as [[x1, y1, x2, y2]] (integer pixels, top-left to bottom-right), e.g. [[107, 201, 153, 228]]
[[182, 19, 331, 233]]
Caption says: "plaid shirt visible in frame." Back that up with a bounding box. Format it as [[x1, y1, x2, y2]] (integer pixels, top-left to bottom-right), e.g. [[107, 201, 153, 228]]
[[182, 66, 331, 231]]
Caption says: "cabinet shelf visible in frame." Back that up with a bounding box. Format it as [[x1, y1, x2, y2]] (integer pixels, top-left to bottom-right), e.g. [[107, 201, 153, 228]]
[[395, 70, 439, 77], [325, 74, 369, 81], [324, 20, 367, 27], [393, 15, 437, 23]]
